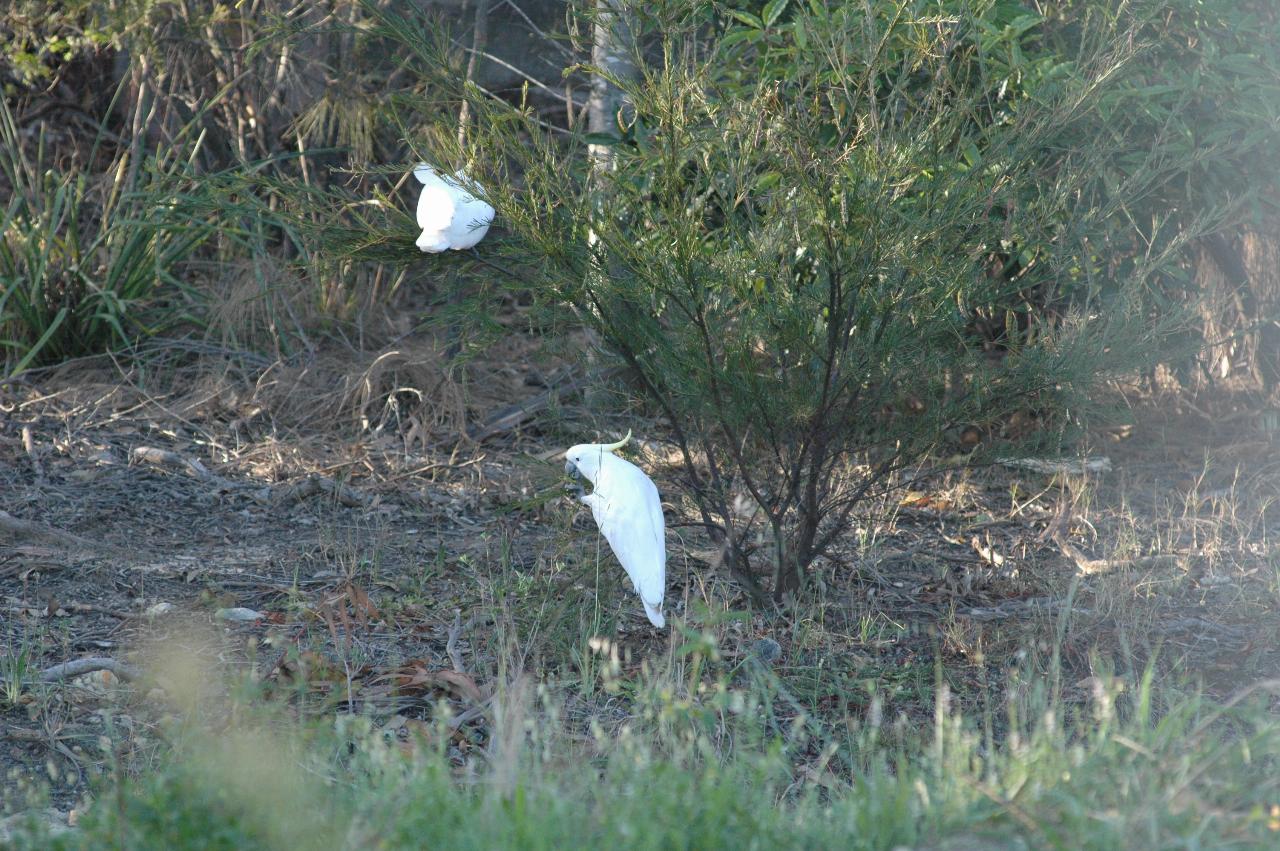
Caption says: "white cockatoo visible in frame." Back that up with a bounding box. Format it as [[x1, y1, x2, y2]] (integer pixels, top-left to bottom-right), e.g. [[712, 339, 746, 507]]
[[412, 162, 494, 252], [564, 431, 666, 628]]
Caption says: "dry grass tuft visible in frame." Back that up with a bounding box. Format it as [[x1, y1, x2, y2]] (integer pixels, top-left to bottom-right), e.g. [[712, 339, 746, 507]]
[[336, 345, 469, 447]]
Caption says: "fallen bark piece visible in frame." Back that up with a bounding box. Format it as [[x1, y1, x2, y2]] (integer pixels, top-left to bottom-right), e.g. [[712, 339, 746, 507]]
[[961, 597, 1093, 622], [131, 446, 212, 480], [37, 657, 143, 684], [998, 456, 1112, 475], [215, 607, 265, 622]]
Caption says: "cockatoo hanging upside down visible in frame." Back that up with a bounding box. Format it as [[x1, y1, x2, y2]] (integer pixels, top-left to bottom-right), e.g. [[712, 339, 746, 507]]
[[564, 431, 666, 628], [412, 162, 494, 252]]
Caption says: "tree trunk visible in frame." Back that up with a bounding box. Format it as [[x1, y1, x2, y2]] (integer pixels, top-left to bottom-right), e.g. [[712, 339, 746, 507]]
[[586, 0, 637, 177], [457, 0, 491, 148], [1196, 224, 1280, 394], [1238, 225, 1280, 391], [581, 0, 638, 389]]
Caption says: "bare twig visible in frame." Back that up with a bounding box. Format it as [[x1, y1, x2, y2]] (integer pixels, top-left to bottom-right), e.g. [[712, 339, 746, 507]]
[[501, 0, 575, 60], [454, 43, 586, 109]]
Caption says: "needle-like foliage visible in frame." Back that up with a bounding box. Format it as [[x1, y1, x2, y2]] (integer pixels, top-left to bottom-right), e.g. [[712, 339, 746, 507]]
[[389, 2, 1194, 601]]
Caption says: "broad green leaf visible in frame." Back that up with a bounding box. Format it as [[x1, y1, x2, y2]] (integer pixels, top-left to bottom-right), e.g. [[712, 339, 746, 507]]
[[762, 0, 789, 28], [791, 20, 807, 50]]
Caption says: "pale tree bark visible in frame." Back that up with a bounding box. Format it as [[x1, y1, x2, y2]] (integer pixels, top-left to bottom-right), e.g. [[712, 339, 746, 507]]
[[586, 0, 638, 179], [458, 0, 491, 148], [581, 0, 639, 310]]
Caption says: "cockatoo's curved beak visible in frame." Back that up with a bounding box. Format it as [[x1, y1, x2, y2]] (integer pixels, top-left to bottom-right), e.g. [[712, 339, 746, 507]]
[[563, 458, 586, 498]]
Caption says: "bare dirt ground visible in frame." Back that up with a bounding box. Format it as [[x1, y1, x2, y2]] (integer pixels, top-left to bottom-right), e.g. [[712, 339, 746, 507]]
[[3, 350, 1278, 819]]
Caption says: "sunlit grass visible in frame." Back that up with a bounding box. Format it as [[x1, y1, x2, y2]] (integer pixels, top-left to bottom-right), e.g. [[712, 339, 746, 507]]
[[3, 627, 1277, 850]]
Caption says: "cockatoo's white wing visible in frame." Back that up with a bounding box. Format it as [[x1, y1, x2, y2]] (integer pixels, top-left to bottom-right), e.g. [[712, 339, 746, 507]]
[[412, 163, 437, 184], [443, 190, 494, 250], [593, 457, 666, 627], [411, 163, 493, 252]]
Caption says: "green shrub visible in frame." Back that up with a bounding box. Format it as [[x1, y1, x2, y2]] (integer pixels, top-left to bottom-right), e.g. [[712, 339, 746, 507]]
[[0, 99, 214, 376], [363, 1, 1181, 601]]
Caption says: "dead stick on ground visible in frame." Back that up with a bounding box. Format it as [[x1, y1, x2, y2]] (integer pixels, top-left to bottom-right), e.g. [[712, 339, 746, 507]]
[[36, 657, 144, 684], [446, 610, 466, 674], [465, 366, 623, 442], [131, 446, 212, 480], [0, 510, 117, 555], [265, 475, 374, 509], [21, 425, 44, 481]]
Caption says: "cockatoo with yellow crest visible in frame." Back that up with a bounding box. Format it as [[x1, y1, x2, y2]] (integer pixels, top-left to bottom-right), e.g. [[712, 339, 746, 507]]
[[564, 431, 666, 628]]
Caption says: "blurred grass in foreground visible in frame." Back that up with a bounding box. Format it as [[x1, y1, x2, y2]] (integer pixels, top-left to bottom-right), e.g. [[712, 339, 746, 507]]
[[6, 634, 1278, 850]]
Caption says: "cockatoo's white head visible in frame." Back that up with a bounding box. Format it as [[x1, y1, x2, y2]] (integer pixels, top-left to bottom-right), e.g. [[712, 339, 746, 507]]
[[564, 430, 631, 487]]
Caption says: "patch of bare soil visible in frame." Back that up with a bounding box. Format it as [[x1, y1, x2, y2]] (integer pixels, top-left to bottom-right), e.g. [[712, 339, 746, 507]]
[[0, 339, 595, 813], [2, 351, 1278, 817]]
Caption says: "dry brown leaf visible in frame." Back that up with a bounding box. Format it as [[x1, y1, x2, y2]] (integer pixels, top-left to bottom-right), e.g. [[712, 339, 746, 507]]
[[384, 662, 485, 704], [900, 491, 953, 511]]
